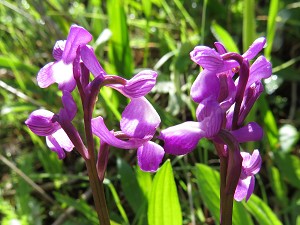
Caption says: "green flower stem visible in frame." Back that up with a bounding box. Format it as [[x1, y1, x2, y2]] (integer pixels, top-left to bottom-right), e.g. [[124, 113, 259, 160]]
[[84, 100, 110, 224], [85, 158, 110, 225], [220, 156, 234, 225]]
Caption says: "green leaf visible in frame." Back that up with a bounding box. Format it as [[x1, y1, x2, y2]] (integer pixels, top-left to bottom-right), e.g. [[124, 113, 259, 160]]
[[142, 0, 152, 19], [258, 94, 279, 150], [117, 158, 147, 214], [148, 160, 182, 225], [265, 0, 280, 60], [274, 152, 300, 188], [268, 166, 288, 206], [243, 195, 282, 225], [194, 164, 253, 225], [136, 167, 153, 199], [54, 192, 98, 224], [279, 124, 299, 153], [105, 180, 129, 224], [107, 0, 133, 77], [243, 0, 256, 52], [211, 21, 240, 53]]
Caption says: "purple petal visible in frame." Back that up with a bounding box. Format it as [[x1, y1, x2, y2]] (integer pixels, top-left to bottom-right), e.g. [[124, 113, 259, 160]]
[[37, 62, 56, 88], [214, 42, 227, 54], [238, 82, 264, 125], [242, 37, 266, 60], [46, 128, 74, 159], [52, 40, 66, 61], [231, 122, 263, 143], [46, 135, 65, 159], [241, 149, 262, 175], [92, 116, 146, 149], [120, 97, 160, 139], [51, 60, 76, 91], [196, 99, 223, 138], [159, 122, 203, 155], [25, 109, 60, 136], [234, 176, 252, 201], [218, 73, 236, 110], [247, 56, 272, 88], [246, 176, 255, 201], [80, 45, 106, 78], [62, 25, 93, 64], [191, 70, 220, 103], [61, 91, 77, 120], [137, 141, 164, 172], [190, 46, 224, 70], [122, 70, 158, 98]]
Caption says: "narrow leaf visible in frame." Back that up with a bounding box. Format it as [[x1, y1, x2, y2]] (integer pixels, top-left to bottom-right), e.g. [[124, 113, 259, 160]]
[[117, 158, 147, 214], [148, 160, 182, 225], [243, 194, 282, 225], [243, 0, 256, 52], [211, 21, 239, 53], [265, 0, 279, 59], [194, 164, 253, 225]]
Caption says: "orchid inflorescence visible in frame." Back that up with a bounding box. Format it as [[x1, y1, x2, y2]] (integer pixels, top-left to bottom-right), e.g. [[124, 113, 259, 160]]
[[25, 24, 271, 223]]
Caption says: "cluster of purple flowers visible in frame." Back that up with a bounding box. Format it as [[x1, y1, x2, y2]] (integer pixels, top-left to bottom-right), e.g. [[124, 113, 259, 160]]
[[26, 24, 271, 202], [159, 37, 271, 201]]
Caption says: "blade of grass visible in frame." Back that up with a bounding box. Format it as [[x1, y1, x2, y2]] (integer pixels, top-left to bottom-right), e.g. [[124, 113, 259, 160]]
[[265, 0, 280, 60], [243, 0, 256, 52]]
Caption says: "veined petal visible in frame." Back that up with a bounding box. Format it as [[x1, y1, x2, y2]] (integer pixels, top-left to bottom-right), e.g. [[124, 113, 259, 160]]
[[92, 116, 146, 149], [80, 45, 106, 78], [62, 24, 93, 64], [53, 40, 66, 61], [120, 97, 160, 139], [37, 62, 56, 88], [245, 176, 255, 201], [190, 46, 224, 70], [247, 56, 272, 88], [218, 73, 236, 110], [241, 149, 262, 175], [61, 91, 77, 120], [25, 109, 60, 136], [137, 141, 164, 172], [242, 37, 266, 60], [214, 42, 227, 54], [231, 122, 263, 143], [123, 70, 157, 98], [159, 121, 203, 155], [196, 99, 223, 138], [234, 176, 252, 201], [191, 70, 220, 103]]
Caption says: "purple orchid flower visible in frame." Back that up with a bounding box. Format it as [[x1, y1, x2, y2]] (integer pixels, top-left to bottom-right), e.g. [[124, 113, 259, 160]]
[[25, 91, 78, 159], [234, 150, 262, 201], [80, 45, 158, 98], [37, 25, 92, 92], [159, 98, 263, 155], [92, 97, 164, 172]]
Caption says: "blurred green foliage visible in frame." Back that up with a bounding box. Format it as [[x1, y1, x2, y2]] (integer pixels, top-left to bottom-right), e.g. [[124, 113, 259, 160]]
[[1, 0, 300, 224]]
